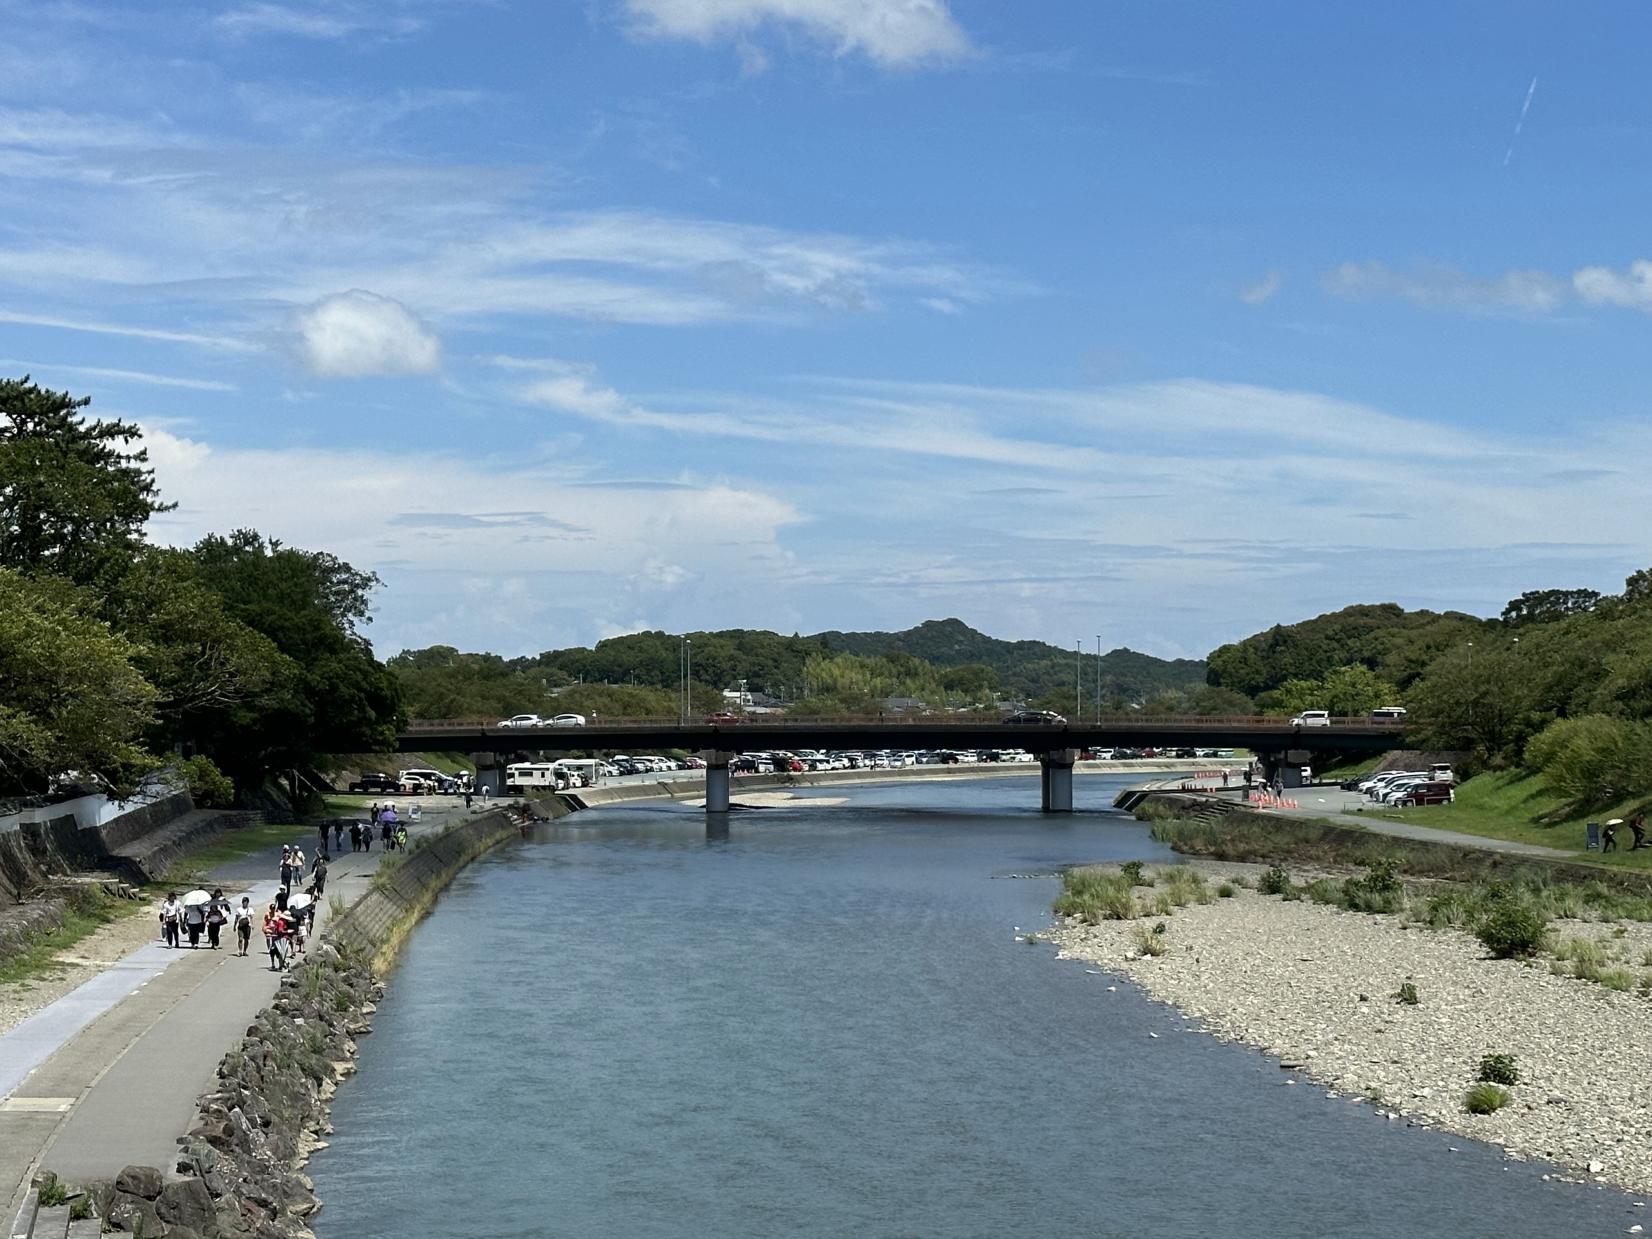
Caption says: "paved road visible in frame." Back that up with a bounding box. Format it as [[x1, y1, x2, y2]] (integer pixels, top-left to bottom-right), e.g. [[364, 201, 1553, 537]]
[[0, 799, 470, 1216], [1249, 787, 1574, 859]]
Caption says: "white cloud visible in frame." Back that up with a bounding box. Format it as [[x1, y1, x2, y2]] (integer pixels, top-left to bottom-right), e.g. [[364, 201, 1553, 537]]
[[1238, 271, 1281, 305], [214, 3, 424, 41], [1323, 260, 1565, 314], [621, 0, 973, 68], [1573, 260, 1652, 311], [295, 291, 441, 378]]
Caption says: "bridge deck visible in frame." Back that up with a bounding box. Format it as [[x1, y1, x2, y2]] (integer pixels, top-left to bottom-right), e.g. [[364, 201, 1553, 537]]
[[397, 716, 1403, 755]]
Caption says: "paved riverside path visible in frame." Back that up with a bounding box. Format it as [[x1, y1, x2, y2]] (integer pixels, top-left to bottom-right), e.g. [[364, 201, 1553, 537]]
[[1204, 785, 1576, 859], [0, 799, 473, 1218]]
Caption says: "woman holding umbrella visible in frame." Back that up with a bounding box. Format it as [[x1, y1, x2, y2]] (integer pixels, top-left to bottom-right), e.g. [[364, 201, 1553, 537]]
[[181, 889, 210, 948]]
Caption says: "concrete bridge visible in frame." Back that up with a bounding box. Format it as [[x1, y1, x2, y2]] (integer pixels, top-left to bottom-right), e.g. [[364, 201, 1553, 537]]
[[398, 716, 1404, 814]]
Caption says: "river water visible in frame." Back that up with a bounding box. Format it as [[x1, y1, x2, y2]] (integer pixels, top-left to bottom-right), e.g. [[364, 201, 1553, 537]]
[[310, 777, 1637, 1238]]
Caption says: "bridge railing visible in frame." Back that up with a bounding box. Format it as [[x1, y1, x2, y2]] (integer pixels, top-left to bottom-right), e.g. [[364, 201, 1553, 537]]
[[402, 713, 1404, 732]]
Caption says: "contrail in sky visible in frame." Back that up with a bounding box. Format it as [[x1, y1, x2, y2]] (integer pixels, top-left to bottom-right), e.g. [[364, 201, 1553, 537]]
[[1504, 75, 1538, 166]]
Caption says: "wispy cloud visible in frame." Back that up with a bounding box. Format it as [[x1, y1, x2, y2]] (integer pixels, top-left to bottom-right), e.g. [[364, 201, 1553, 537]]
[[0, 359, 236, 391], [0, 309, 256, 352], [1504, 75, 1538, 167], [213, 2, 425, 41], [619, 0, 974, 69], [1323, 260, 1566, 315], [1573, 260, 1652, 311], [1238, 271, 1281, 305]]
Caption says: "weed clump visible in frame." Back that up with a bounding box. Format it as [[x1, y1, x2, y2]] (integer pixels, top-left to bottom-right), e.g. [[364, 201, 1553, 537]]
[[1216, 883, 1236, 899], [1131, 923, 1168, 957], [1464, 1083, 1511, 1114], [1477, 1053, 1520, 1086], [1120, 860, 1149, 886], [1395, 980, 1420, 1006], [1475, 903, 1548, 958], [1054, 869, 1138, 923], [1259, 866, 1293, 897]]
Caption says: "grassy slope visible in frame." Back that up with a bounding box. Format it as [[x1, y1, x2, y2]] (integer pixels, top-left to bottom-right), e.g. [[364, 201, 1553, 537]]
[[159, 820, 319, 885], [1372, 770, 1652, 868]]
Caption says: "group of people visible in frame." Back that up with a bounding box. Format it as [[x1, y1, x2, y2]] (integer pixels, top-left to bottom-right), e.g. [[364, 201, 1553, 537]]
[[264, 843, 329, 970], [158, 889, 252, 952], [347, 802, 409, 854]]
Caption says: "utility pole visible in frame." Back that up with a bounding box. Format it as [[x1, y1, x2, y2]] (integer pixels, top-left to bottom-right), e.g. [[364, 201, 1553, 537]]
[[1095, 634, 1102, 723], [686, 638, 693, 720], [1075, 640, 1082, 719]]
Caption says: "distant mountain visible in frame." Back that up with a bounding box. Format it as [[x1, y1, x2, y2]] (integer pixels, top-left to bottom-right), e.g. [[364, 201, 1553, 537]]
[[813, 618, 1206, 704]]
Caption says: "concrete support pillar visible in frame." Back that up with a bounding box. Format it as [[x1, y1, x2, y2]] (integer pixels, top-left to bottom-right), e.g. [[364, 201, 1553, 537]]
[[702, 750, 734, 814], [471, 756, 506, 798], [1040, 748, 1079, 813]]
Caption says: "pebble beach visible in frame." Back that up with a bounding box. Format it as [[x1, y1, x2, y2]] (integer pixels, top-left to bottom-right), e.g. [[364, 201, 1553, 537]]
[[1047, 865, 1652, 1199]]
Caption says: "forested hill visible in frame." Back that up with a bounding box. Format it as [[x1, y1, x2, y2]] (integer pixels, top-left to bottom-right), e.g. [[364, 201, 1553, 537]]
[[389, 619, 1207, 720], [813, 618, 1206, 703]]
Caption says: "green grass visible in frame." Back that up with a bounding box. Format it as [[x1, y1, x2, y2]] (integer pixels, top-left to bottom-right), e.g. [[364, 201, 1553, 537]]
[[0, 889, 146, 986], [161, 820, 321, 883], [1464, 1082, 1511, 1115], [1371, 770, 1652, 868], [1055, 864, 1210, 923], [1316, 756, 1383, 783]]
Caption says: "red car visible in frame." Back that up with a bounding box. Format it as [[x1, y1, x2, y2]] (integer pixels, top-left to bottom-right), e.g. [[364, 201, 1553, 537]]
[[704, 711, 743, 725], [1395, 781, 1454, 807]]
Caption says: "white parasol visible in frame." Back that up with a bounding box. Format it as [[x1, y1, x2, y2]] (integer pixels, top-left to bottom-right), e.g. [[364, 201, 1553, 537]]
[[182, 889, 212, 907], [286, 892, 313, 911], [1607, 818, 1625, 826]]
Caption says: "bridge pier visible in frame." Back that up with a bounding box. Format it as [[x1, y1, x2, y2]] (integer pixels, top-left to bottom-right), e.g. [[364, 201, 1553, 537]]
[[1040, 748, 1079, 813], [702, 750, 734, 814], [470, 755, 507, 798]]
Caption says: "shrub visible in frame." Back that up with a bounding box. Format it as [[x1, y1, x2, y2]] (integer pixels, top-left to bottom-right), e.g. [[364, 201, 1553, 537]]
[[1551, 937, 1606, 966], [1463, 1083, 1511, 1115], [1259, 866, 1293, 896], [36, 1177, 69, 1208], [1217, 883, 1236, 898], [180, 753, 235, 808], [1475, 903, 1548, 958], [1477, 1053, 1520, 1086], [1054, 870, 1138, 922], [1120, 860, 1147, 886], [1131, 923, 1168, 957], [1303, 878, 1343, 905], [1395, 981, 1420, 1006], [1600, 966, 1636, 991]]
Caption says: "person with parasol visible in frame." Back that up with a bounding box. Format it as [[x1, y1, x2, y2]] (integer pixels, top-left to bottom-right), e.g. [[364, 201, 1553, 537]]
[[181, 889, 211, 948]]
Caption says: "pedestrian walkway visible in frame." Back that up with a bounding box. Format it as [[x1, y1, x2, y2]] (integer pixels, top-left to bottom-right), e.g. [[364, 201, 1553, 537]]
[[1211, 785, 1574, 859], [0, 800, 471, 1219]]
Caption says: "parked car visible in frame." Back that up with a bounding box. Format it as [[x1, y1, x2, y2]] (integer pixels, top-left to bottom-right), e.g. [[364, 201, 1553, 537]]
[[497, 714, 543, 729], [1394, 781, 1454, 807], [1005, 710, 1066, 725], [549, 713, 587, 727], [348, 772, 398, 794], [1290, 710, 1332, 728]]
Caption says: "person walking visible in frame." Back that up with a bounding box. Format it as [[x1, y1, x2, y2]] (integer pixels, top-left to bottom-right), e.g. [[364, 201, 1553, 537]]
[[263, 904, 287, 971], [349, 821, 361, 853], [159, 892, 182, 948], [206, 888, 230, 950], [381, 816, 394, 850], [1630, 812, 1647, 850], [333, 820, 345, 851], [317, 820, 330, 854], [183, 897, 206, 948], [361, 819, 372, 853], [293, 846, 305, 876], [279, 846, 294, 890], [312, 852, 329, 898], [370, 802, 381, 829], [233, 896, 253, 956], [1604, 820, 1620, 852], [394, 824, 408, 852], [463, 790, 473, 810]]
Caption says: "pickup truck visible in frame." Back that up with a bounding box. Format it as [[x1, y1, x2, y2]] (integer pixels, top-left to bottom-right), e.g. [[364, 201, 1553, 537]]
[[348, 772, 399, 794]]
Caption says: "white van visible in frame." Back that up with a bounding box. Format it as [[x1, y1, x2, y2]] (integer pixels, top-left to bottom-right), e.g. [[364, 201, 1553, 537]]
[[1370, 706, 1408, 723], [1290, 710, 1331, 728]]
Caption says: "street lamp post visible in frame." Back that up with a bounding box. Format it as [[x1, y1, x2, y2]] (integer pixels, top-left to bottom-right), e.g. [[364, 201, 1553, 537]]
[[686, 638, 693, 720], [1075, 641, 1082, 720], [1095, 634, 1103, 724]]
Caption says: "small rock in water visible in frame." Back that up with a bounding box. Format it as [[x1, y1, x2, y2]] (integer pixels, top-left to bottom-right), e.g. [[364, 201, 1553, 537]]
[[1148, 1031, 1159, 1039], [1589, 1161, 1606, 1174], [1628, 1226, 1642, 1234]]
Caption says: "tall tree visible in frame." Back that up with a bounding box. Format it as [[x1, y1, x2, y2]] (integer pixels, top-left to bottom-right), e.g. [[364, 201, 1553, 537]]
[[0, 377, 173, 587], [0, 569, 157, 794]]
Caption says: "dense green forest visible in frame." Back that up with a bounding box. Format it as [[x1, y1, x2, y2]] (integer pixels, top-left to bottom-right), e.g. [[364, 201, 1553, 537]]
[[0, 377, 401, 802]]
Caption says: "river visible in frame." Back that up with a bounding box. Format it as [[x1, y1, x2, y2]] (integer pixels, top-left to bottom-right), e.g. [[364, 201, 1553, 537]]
[[310, 777, 1636, 1237]]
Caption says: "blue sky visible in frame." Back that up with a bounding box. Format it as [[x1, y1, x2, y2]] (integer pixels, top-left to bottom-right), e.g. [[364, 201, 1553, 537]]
[[5, 0, 1652, 660]]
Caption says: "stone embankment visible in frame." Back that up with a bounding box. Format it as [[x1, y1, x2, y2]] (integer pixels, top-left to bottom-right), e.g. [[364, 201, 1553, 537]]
[[34, 804, 551, 1239], [1047, 875, 1652, 1198]]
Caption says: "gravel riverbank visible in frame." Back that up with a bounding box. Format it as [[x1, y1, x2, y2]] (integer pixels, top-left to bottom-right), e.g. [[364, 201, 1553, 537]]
[[1047, 866, 1652, 1199]]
